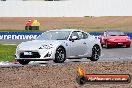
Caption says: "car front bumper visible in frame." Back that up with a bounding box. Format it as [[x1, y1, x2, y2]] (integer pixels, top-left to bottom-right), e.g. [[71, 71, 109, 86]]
[[107, 40, 131, 46], [15, 48, 56, 61]]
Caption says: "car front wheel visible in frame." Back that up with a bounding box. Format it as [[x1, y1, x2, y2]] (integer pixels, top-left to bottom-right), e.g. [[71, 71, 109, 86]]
[[90, 45, 100, 61], [53, 47, 66, 63], [126, 45, 130, 48], [101, 44, 104, 48], [18, 60, 30, 65]]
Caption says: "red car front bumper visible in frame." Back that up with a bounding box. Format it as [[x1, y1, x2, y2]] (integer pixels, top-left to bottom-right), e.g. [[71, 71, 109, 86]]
[[107, 40, 131, 46]]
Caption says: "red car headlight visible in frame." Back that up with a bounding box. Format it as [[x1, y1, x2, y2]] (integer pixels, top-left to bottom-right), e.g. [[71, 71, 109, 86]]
[[108, 38, 115, 41], [126, 38, 131, 41]]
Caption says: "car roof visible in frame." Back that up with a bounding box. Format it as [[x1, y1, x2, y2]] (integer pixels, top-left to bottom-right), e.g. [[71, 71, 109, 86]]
[[48, 29, 81, 32]]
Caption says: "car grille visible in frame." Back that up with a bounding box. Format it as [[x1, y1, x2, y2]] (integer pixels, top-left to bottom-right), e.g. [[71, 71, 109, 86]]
[[20, 52, 40, 58]]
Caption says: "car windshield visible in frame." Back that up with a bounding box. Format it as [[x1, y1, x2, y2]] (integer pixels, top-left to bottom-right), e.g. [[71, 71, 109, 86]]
[[108, 31, 125, 36], [36, 31, 70, 40]]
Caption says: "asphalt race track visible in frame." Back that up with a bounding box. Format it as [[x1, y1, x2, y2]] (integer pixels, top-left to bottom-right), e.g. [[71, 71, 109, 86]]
[[0, 39, 132, 67], [0, 39, 32, 45]]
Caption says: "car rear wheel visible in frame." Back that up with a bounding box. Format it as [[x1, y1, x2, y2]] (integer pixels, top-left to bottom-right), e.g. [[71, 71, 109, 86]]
[[18, 60, 30, 65], [53, 47, 66, 63], [90, 45, 100, 61]]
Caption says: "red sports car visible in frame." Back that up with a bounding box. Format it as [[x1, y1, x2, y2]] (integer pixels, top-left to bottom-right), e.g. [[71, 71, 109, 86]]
[[100, 30, 131, 48]]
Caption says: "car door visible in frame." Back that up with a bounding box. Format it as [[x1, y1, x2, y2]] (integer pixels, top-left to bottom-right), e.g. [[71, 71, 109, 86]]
[[66, 31, 87, 58], [83, 33, 95, 56], [80, 32, 92, 56]]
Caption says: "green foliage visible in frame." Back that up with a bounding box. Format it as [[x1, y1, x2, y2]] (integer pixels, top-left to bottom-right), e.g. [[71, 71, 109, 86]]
[[0, 45, 17, 61]]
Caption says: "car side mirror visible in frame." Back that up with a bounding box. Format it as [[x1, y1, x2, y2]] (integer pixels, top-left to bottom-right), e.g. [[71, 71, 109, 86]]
[[69, 36, 78, 42], [72, 36, 78, 40]]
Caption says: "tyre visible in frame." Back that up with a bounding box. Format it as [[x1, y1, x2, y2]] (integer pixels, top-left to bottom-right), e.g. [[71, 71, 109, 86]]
[[53, 47, 66, 63], [25, 26, 28, 30], [18, 60, 30, 65], [90, 45, 100, 61], [76, 76, 87, 85], [101, 44, 104, 48], [105, 41, 109, 49], [126, 45, 130, 48]]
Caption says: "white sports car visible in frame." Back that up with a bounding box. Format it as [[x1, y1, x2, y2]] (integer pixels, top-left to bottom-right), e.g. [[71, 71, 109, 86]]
[[15, 29, 102, 65]]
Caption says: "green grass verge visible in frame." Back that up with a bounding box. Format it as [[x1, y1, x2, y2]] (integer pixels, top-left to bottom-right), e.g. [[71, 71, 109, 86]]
[[0, 44, 16, 61]]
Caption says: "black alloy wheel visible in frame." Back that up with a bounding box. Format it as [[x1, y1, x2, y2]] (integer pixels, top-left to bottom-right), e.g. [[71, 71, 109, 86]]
[[90, 45, 100, 61], [54, 47, 66, 63]]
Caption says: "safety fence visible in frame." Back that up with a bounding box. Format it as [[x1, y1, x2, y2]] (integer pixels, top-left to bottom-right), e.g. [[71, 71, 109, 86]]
[[89, 32, 132, 39], [0, 32, 132, 40]]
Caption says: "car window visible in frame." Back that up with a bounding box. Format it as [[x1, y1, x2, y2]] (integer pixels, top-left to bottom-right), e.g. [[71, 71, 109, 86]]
[[82, 32, 88, 39], [71, 31, 80, 39], [108, 31, 125, 36], [78, 32, 84, 39], [37, 31, 70, 40], [71, 31, 88, 39]]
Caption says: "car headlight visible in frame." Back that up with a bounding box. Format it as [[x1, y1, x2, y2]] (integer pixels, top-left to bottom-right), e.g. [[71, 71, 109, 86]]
[[126, 38, 131, 41], [109, 39, 115, 41], [16, 46, 20, 50], [39, 44, 53, 49]]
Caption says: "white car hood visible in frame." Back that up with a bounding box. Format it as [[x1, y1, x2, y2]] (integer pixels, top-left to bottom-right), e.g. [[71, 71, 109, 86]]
[[18, 40, 60, 50]]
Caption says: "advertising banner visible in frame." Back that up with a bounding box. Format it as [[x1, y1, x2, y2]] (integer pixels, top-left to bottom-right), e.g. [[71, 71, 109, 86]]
[[0, 32, 42, 40], [0, 32, 132, 40]]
